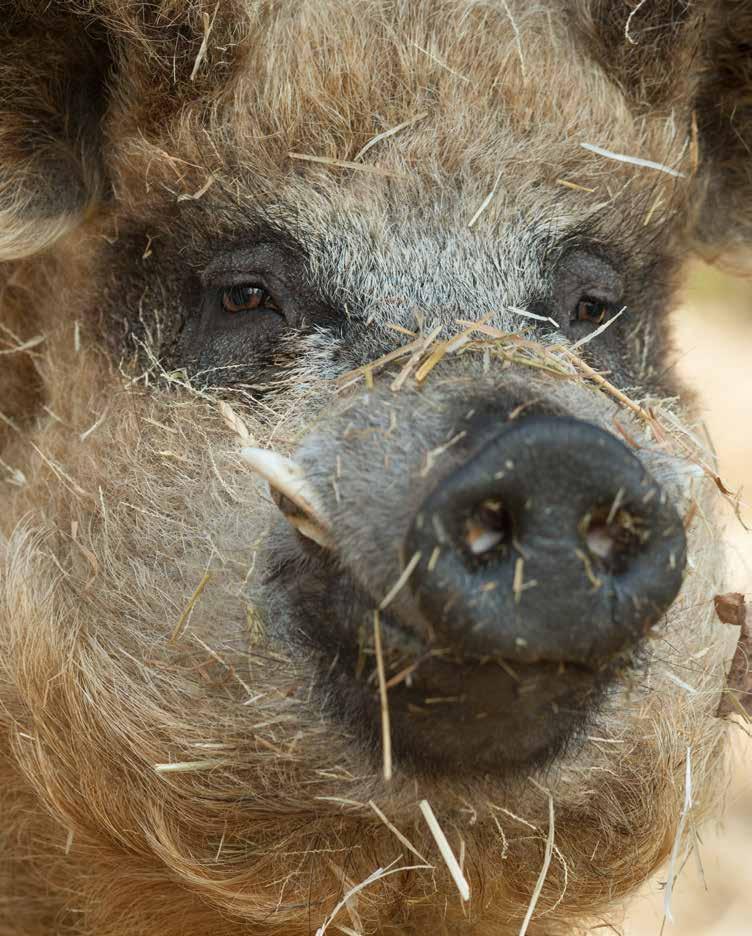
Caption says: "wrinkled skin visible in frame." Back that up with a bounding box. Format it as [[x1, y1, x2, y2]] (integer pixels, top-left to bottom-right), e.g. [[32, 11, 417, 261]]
[[0, 2, 751, 935]]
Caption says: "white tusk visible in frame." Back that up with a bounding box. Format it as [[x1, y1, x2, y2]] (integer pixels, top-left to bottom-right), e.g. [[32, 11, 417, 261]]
[[239, 447, 325, 518], [283, 514, 335, 550], [239, 447, 334, 548]]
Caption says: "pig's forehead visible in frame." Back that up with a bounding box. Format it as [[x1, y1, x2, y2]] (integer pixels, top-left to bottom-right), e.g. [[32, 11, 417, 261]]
[[105, 0, 691, 234], [106, 130, 686, 303]]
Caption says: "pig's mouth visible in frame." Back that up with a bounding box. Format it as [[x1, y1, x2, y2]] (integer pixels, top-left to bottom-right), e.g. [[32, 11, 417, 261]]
[[263, 542, 622, 773], [243, 414, 688, 774]]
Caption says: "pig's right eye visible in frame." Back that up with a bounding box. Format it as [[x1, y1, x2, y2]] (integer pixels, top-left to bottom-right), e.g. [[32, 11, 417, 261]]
[[221, 284, 281, 315], [552, 249, 624, 331], [192, 274, 290, 353], [179, 244, 338, 384]]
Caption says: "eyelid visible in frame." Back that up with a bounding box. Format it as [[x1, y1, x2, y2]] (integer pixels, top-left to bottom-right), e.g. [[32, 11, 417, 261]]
[[202, 268, 265, 288], [556, 248, 624, 292], [578, 284, 620, 301], [560, 285, 619, 317], [201, 241, 280, 287]]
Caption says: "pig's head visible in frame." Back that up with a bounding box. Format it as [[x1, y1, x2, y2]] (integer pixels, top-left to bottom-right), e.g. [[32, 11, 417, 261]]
[[1, 2, 750, 934]]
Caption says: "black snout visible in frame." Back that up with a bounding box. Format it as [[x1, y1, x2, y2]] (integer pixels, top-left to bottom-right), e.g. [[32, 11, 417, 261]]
[[406, 416, 687, 664]]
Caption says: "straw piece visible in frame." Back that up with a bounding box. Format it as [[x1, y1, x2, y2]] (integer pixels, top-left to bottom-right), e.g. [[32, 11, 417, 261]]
[[0, 334, 45, 354], [561, 349, 652, 423], [391, 324, 443, 390], [154, 759, 224, 773], [518, 789, 555, 936], [419, 799, 470, 901], [379, 551, 422, 611], [218, 400, 253, 442], [289, 152, 405, 178], [170, 572, 213, 643], [663, 748, 693, 924], [337, 337, 422, 388], [325, 860, 364, 935], [315, 859, 430, 936], [444, 311, 496, 352], [513, 557, 525, 605], [373, 611, 393, 782], [414, 340, 451, 383], [580, 142, 685, 178], [354, 112, 428, 161], [556, 178, 596, 193], [189, 2, 219, 80], [468, 171, 503, 228], [624, 0, 649, 44], [176, 175, 215, 202], [369, 800, 430, 863], [507, 306, 559, 328], [569, 307, 625, 350]]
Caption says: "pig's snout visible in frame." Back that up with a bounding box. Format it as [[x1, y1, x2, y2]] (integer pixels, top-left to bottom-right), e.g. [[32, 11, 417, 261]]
[[250, 410, 691, 770], [406, 416, 687, 665]]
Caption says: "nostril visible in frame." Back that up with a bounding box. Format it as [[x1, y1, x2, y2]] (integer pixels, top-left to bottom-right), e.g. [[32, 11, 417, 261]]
[[580, 500, 650, 574], [583, 520, 616, 562], [464, 498, 513, 558]]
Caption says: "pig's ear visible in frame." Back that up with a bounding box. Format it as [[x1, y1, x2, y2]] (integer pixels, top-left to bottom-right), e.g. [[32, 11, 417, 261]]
[[0, 8, 111, 261], [569, 2, 752, 254], [567, 2, 703, 112], [692, 4, 752, 254]]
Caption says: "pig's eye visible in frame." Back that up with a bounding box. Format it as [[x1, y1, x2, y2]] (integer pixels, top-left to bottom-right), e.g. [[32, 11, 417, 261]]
[[553, 250, 624, 332], [571, 297, 609, 326], [221, 284, 281, 314]]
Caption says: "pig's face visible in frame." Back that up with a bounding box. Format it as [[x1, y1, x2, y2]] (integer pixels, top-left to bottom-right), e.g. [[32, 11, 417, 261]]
[[1, 2, 750, 934], [99, 6, 709, 774], [179, 208, 692, 773]]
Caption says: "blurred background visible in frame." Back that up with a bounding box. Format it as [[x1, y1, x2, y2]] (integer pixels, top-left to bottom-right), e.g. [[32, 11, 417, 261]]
[[624, 261, 752, 936]]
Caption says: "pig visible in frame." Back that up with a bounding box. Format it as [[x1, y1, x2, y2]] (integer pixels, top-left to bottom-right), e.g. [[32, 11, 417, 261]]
[[0, 2, 750, 934]]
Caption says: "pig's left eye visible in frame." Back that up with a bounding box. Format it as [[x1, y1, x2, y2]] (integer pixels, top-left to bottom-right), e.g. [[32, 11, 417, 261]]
[[571, 297, 609, 325]]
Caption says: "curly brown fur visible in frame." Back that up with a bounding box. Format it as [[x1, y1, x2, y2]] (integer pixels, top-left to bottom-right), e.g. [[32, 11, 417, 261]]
[[0, 3, 750, 935], [0, 323, 732, 935]]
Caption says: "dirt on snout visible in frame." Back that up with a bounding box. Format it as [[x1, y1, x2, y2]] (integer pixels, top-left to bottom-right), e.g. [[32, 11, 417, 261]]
[[625, 264, 752, 936]]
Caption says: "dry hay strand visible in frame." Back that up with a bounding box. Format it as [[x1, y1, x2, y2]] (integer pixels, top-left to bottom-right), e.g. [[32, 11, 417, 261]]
[[169, 571, 213, 642], [518, 785, 556, 936], [419, 799, 470, 902], [372, 610, 393, 782], [353, 112, 429, 162], [378, 551, 422, 611], [336, 314, 744, 524], [368, 800, 430, 864], [288, 152, 406, 179], [314, 857, 431, 936], [662, 747, 693, 924]]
